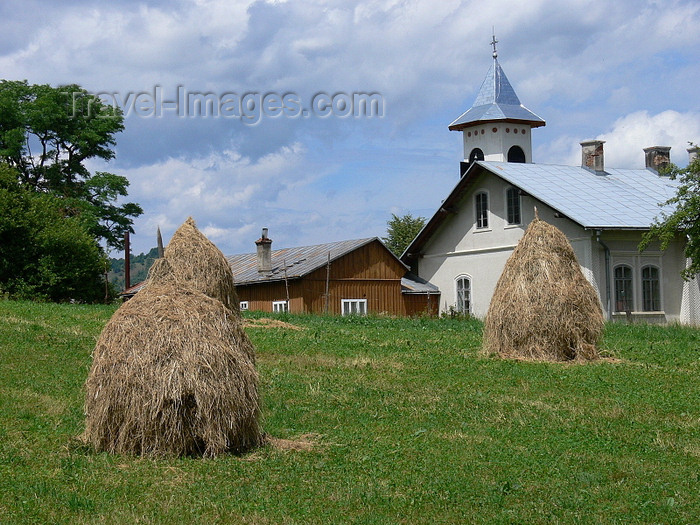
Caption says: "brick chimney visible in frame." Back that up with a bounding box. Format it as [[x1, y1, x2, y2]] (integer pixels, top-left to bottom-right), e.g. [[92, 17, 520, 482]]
[[644, 146, 671, 174], [688, 145, 700, 164], [255, 228, 272, 273], [580, 140, 605, 173]]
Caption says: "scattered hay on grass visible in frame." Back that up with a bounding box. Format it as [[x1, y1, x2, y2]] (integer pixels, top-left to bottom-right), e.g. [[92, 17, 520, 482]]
[[82, 282, 262, 457], [483, 212, 603, 361], [243, 318, 304, 330]]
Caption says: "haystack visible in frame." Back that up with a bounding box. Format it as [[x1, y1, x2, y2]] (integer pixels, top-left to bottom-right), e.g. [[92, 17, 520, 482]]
[[82, 280, 262, 457], [483, 212, 603, 361], [163, 217, 240, 314]]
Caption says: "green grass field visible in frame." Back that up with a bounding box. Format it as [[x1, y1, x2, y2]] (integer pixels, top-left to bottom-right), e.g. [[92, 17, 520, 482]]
[[1, 300, 698, 524]]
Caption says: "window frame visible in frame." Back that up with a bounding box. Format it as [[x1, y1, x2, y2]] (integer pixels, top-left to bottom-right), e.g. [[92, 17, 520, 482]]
[[505, 186, 521, 226], [613, 264, 633, 313], [455, 275, 472, 314], [475, 191, 489, 230], [341, 299, 367, 316], [641, 265, 661, 312], [272, 300, 288, 313]]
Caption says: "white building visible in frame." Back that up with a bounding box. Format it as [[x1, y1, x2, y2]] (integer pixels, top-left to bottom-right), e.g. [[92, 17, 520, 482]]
[[402, 46, 700, 324]]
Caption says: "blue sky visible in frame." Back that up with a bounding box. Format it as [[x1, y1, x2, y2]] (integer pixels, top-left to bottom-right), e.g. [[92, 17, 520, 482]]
[[2, 0, 699, 256]]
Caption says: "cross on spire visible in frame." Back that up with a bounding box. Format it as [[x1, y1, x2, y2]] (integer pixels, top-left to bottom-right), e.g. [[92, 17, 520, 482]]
[[490, 30, 498, 59]]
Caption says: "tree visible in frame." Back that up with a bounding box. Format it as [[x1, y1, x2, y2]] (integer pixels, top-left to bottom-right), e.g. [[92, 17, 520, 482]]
[[0, 164, 109, 301], [0, 80, 142, 250], [639, 149, 700, 280], [382, 213, 426, 257]]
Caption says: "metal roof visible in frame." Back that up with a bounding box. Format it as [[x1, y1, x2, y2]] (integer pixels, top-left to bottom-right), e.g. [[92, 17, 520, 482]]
[[449, 58, 545, 130], [482, 161, 680, 229], [228, 237, 408, 285], [401, 160, 680, 263], [401, 273, 440, 294]]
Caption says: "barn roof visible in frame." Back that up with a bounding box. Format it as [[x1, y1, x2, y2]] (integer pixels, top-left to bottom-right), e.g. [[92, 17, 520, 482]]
[[228, 237, 408, 285]]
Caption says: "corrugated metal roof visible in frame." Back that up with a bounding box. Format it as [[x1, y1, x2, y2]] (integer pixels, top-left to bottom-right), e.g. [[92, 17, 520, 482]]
[[401, 160, 681, 264], [228, 237, 407, 285], [449, 58, 545, 130], [401, 273, 440, 294], [483, 161, 680, 229]]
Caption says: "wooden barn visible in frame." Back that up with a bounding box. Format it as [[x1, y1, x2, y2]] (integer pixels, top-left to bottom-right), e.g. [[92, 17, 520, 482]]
[[228, 230, 439, 316]]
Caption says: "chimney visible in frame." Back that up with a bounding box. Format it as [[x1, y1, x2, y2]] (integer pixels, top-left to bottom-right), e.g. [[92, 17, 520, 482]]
[[580, 140, 605, 173], [688, 145, 700, 164], [644, 146, 671, 174], [255, 228, 272, 273]]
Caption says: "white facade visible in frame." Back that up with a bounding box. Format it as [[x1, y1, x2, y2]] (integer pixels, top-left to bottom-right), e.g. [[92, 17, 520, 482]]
[[463, 122, 533, 163], [413, 171, 694, 324]]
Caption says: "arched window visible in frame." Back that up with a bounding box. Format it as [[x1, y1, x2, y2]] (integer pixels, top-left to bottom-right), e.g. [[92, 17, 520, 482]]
[[475, 191, 488, 229], [614, 265, 633, 312], [455, 276, 471, 314], [469, 148, 485, 163], [506, 186, 521, 225], [507, 145, 526, 163], [642, 266, 661, 311]]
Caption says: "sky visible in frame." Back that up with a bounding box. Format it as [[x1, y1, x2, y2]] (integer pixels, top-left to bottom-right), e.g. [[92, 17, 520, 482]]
[[2, 0, 699, 256]]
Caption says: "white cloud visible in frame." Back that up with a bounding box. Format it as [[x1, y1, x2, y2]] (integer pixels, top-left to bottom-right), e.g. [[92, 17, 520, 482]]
[[597, 110, 700, 168]]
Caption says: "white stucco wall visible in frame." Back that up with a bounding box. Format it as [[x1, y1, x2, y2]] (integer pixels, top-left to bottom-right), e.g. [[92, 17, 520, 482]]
[[462, 123, 533, 163], [416, 172, 690, 323]]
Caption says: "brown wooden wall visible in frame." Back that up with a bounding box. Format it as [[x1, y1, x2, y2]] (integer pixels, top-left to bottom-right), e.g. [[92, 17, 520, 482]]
[[235, 240, 440, 316]]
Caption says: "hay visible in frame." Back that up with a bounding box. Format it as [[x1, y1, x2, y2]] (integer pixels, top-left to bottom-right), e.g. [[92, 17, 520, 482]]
[[483, 213, 603, 361], [163, 217, 240, 314], [82, 282, 262, 457]]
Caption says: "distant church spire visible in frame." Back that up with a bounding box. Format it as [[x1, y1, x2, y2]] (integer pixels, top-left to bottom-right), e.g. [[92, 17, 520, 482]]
[[449, 34, 546, 168]]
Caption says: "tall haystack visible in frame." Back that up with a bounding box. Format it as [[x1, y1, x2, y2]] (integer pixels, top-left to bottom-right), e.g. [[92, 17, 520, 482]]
[[164, 217, 240, 314], [82, 280, 262, 457], [483, 213, 603, 361]]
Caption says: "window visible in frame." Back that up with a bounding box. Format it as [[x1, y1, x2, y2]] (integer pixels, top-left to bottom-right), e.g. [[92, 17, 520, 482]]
[[475, 191, 488, 229], [342, 299, 367, 316], [642, 266, 661, 311], [455, 276, 471, 314], [506, 187, 521, 225], [614, 265, 633, 312], [240, 301, 249, 311], [507, 145, 526, 163], [272, 300, 288, 313], [469, 148, 484, 163]]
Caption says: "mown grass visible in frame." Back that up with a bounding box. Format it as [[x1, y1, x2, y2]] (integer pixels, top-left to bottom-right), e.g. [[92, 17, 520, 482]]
[[0, 299, 698, 524]]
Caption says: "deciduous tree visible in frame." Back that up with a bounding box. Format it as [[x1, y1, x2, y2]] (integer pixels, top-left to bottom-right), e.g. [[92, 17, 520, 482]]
[[382, 213, 426, 257], [0, 80, 141, 250], [640, 149, 700, 280]]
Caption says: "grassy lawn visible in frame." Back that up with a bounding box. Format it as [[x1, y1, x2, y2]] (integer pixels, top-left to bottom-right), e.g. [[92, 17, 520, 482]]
[[0, 299, 698, 524]]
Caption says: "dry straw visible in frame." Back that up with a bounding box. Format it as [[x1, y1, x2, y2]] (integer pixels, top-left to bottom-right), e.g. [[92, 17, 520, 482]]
[[164, 217, 240, 314], [82, 219, 261, 456], [483, 211, 603, 361], [82, 281, 262, 457]]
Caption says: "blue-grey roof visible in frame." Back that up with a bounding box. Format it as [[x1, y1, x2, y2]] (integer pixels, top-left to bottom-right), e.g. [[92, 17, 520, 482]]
[[401, 160, 682, 265], [228, 237, 408, 285], [480, 161, 680, 229], [401, 273, 440, 294], [449, 58, 545, 130]]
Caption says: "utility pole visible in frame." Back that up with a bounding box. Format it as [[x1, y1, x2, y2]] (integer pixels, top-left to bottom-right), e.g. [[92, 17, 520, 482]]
[[124, 231, 131, 291]]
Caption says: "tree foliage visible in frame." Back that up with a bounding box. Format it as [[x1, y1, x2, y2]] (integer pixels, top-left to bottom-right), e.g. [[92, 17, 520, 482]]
[[640, 150, 700, 280], [0, 80, 142, 250], [0, 164, 109, 301], [382, 213, 426, 257]]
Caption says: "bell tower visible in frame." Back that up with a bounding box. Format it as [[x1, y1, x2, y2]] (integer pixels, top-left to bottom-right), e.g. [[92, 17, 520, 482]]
[[449, 34, 545, 172]]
